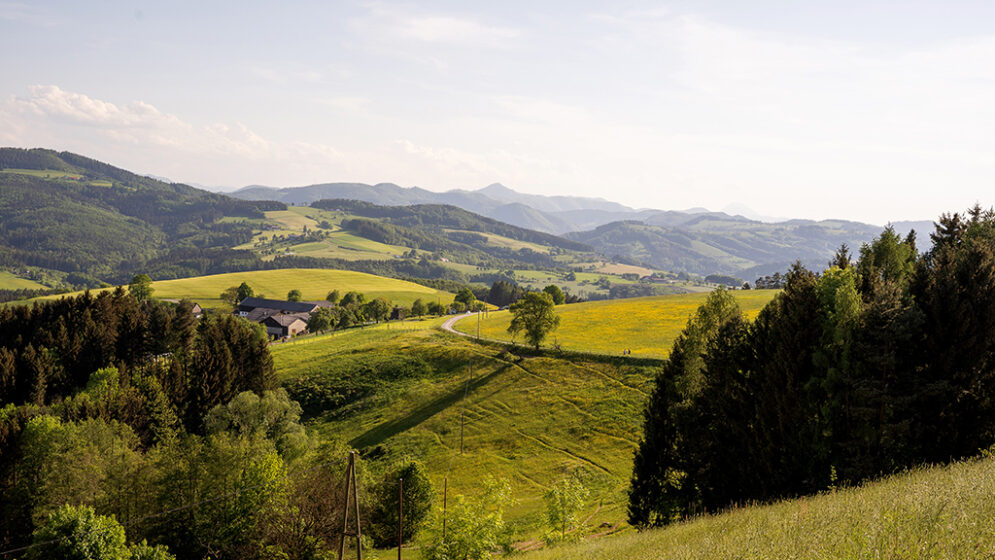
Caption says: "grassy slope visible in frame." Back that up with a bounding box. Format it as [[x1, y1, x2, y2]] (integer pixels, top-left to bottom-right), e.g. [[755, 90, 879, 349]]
[[524, 457, 995, 559], [270, 325, 660, 536], [0, 272, 47, 290], [148, 269, 454, 308], [453, 290, 778, 357], [24, 269, 455, 308], [236, 207, 413, 261]]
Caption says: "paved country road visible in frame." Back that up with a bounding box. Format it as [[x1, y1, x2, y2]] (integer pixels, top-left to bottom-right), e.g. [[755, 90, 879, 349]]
[[441, 312, 474, 336]]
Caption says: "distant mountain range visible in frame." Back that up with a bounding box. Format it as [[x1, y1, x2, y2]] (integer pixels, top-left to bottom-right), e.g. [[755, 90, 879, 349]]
[[0, 147, 938, 283], [229, 181, 935, 277]]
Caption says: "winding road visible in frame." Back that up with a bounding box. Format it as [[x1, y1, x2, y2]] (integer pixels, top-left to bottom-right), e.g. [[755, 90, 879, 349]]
[[440, 312, 475, 337]]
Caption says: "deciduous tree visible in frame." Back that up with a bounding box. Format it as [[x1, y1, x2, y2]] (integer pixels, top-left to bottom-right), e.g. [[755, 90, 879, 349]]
[[508, 292, 560, 351]]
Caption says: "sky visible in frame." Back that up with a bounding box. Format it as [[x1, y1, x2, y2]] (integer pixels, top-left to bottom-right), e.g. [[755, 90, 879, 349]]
[[3, 1, 995, 225]]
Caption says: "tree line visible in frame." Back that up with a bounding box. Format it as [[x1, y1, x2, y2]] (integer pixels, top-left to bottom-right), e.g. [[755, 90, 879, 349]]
[[629, 207, 995, 527]]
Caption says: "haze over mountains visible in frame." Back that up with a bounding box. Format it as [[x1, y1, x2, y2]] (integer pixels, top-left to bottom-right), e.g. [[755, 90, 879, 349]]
[[230, 181, 933, 277], [0, 147, 937, 284]]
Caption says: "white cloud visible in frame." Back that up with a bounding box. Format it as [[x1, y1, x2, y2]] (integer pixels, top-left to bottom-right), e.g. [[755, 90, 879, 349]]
[[0, 86, 352, 186]]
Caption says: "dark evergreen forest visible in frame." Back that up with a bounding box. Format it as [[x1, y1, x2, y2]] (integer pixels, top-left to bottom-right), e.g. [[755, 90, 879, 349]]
[[629, 207, 995, 527]]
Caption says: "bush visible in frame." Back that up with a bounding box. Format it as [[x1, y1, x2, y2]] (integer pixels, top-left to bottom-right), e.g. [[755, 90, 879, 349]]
[[367, 460, 434, 547]]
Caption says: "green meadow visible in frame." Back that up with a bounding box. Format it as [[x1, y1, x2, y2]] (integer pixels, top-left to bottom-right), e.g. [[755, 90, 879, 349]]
[[0, 168, 112, 186], [0, 271, 47, 290], [147, 268, 454, 308], [25, 268, 454, 308], [270, 325, 660, 538], [453, 289, 778, 357], [523, 456, 995, 559]]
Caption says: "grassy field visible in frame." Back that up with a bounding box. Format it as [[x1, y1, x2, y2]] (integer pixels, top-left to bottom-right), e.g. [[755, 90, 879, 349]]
[[271, 325, 659, 539], [233, 207, 411, 261], [25, 269, 454, 309], [446, 229, 552, 254], [147, 269, 454, 308], [266, 231, 408, 261], [0, 168, 112, 186], [453, 290, 778, 358], [0, 271, 47, 290], [523, 456, 995, 559]]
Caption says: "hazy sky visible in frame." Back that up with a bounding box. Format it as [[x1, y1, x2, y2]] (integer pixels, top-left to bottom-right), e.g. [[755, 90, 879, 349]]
[[3, 1, 995, 224]]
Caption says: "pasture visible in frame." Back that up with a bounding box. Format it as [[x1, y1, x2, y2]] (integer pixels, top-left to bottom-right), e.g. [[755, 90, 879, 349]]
[[453, 289, 778, 357], [522, 456, 995, 560], [25, 269, 454, 309], [148, 268, 454, 308], [271, 325, 659, 538], [0, 168, 112, 186], [0, 271, 47, 290]]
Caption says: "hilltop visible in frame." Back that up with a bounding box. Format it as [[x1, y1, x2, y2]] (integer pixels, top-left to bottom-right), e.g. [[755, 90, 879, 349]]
[[0, 148, 282, 286], [228, 178, 930, 278]]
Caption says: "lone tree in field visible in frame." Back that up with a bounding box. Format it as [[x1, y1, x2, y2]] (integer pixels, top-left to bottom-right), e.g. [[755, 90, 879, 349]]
[[287, 289, 303, 302], [128, 274, 154, 301], [508, 292, 560, 350]]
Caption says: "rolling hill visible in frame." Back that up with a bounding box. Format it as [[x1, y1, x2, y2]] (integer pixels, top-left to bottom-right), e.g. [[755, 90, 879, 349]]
[[271, 321, 660, 538], [23, 268, 456, 309], [228, 178, 933, 279], [0, 148, 283, 285], [566, 218, 888, 277]]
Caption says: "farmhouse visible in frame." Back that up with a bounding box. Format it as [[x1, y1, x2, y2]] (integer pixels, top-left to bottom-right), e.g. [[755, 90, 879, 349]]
[[235, 297, 333, 338], [236, 297, 327, 317], [262, 313, 309, 338]]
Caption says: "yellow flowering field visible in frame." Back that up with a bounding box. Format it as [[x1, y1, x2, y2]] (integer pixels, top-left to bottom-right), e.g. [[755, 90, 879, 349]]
[[453, 290, 778, 358]]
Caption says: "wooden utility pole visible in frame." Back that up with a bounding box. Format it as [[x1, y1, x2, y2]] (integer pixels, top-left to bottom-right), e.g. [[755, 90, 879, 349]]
[[460, 362, 473, 455], [397, 477, 403, 560], [338, 451, 363, 560], [442, 476, 448, 541]]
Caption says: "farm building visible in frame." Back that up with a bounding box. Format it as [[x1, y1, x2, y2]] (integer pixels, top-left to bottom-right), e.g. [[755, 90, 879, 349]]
[[235, 297, 333, 339], [262, 314, 309, 338]]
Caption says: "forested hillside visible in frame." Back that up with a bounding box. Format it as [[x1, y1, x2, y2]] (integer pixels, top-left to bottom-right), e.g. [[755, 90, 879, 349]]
[[567, 217, 884, 277], [0, 148, 283, 285]]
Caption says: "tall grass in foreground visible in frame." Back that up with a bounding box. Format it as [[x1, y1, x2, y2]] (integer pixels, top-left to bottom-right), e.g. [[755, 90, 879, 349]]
[[526, 457, 995, 559]]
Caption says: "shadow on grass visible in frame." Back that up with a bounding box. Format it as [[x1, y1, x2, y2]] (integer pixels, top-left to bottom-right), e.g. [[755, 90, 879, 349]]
[[349, 363, 511, 449]]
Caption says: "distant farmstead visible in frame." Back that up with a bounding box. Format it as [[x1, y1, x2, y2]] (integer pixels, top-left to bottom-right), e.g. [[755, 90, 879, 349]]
[[235, 297, 332, 339]]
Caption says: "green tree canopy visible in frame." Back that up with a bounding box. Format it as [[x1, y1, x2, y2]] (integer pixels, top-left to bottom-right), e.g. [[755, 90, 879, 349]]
[[307, 307, 333, 334], [362, 297, 392, 323], [26, 504, 175, 560], [411, 298, 427, 317], [339, 291, 365, 308], [367, 460, 435, 548], [455, 287, 477, 307], [287, 289, 303, 302], [326, 289, 341, 304], [220, 285, 240, 306], [236, 282, 254, 302], [422, 478, 513, 560], [508, 292, 561, 350], [542, 285, 566, 305], [544, 477, 589, 544], [128, 274, 153, 301]]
